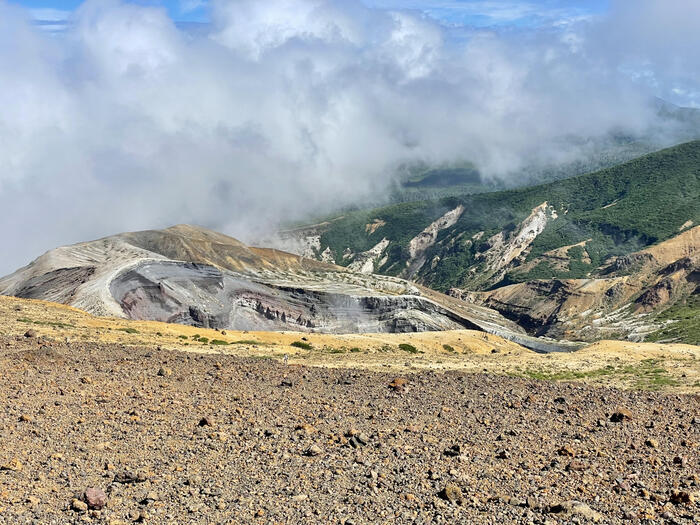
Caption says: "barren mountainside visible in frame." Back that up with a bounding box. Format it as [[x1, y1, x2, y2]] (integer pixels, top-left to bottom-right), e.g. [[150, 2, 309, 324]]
[[0, 225, 576, 351]]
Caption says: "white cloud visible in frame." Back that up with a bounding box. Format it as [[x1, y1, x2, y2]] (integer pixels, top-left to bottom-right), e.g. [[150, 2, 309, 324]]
[[0, 0, 697, 275]]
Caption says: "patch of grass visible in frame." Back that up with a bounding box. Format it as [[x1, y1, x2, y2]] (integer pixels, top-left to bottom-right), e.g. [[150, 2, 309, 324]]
[[117, 327, 139, 334], [349, 347, 362, 353], [156, 332, 163, 336], [442, 344, 456, 353], [630, 359, 680, 390], [210, 339, 229, 345], [646, 295, 700, 345], [198, 337, 209, 344], [326, 347, 346, 354], [399, 343, 421, 354], [518, 359, 680, 391], [177, 335, 188, 340], [291, 341, 312, 350], [521, 366, 618, 381], [16, 317, 75, 329]]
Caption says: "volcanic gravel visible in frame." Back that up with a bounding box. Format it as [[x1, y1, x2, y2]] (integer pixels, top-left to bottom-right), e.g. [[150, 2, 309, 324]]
[[0, 335, 698, 524]]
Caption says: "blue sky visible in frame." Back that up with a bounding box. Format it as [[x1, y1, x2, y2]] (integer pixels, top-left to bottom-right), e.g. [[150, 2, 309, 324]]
[[14, 0, 609, 27]]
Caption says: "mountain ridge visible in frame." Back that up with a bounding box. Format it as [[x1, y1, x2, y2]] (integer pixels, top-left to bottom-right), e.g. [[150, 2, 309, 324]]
[[276, 141, 700, 343], [0, 224, 580, 352]]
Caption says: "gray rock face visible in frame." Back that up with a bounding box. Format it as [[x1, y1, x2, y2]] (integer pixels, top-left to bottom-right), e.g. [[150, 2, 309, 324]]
[[12, 267, 96, 304], [110, 261, 480, 333]]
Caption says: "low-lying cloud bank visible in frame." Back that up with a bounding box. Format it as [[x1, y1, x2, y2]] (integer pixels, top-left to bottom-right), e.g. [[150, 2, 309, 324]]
[[0, 0, 698, 274]]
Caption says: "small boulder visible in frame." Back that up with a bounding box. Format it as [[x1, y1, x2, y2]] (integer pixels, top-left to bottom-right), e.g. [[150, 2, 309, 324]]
[[670, 490, 696, 505], [113, 470, 147, 484], [306, 445, 322, 457], [558, 445, 576, 457], [295, 423, 316, 435], [389, 378, 408, 392], [0, 458, 23, 472], [549, 500, 603, 522], [566, 461, 587, 472], [439, 483, 465, 505], [71, 498, 88, 513], [610, 409, 633, 422], [84, 488, 107, 510], [444, 444, 461, 457]]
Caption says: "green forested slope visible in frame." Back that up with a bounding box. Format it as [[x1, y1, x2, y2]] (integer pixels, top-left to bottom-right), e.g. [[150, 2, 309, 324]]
[[318, 141, 700, 291]]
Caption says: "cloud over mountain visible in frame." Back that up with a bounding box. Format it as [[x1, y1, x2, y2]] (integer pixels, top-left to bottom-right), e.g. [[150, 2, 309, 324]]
[[0, 0, 697, 274]]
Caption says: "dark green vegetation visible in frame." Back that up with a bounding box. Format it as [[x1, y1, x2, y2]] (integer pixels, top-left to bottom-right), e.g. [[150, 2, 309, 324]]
[[318, 141, 700, 291], [117, 327, 139, 334], [398, 343, 421, 354], [291, 341, 313, 350], [391, 164, 500, 202], [210, 339, 229, 345], [647, 294, 700, 345]]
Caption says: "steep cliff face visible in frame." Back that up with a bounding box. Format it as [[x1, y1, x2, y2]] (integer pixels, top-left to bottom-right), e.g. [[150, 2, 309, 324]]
[[275, 142, 700, 299], [109, 260, 481, 333], [403, 205, 465, 278]]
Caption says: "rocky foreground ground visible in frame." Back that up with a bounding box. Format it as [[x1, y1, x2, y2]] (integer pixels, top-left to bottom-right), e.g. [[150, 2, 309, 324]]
[[0, 333, 698, 525]]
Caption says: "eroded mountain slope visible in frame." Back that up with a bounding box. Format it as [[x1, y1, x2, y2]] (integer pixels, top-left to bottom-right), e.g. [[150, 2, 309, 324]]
[[1, 226, 570, 348], [450, 226, 699, 342]]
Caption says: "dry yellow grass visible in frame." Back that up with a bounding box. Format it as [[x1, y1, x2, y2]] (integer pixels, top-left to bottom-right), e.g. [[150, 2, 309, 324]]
[[2, 295, 698, 392]]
